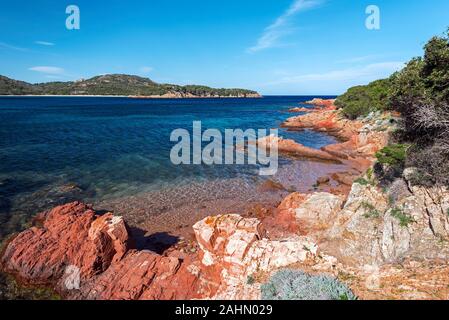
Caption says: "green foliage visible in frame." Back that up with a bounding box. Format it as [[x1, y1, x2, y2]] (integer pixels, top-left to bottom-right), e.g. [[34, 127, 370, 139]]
[[389, 29, 449, 186], [247, 275, 255, 285], [354, 178, 369, 186], [0, 273, 60, 300], [261, 269, 356, 300], [0, 74, 259, 97], [375, 144, 409, 166], [355, 168, 376, 187], [0, 76, 40, 95], [336, 29, 449, 187], [374, 144, 409, 187], [335, 79, 392, 119], [361, 202, 381, 219], [366, 168, 374, 180], [390, 207, 415, 227]]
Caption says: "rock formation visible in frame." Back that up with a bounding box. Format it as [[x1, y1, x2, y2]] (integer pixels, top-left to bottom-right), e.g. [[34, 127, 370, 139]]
[[257, 134, 342, 163], [1, 204, 335, 300], [1, 202, 203, 300]]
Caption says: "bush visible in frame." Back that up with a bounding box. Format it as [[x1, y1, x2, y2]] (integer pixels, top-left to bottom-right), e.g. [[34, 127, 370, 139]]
[[373, 144, 409, 187], [261, 269, 356, 300], [354, 177, 369, 186], [336, 29, 449, 187], [389, 29, 449, 187], [390, 207, 415, 227], [375, 144, 409, 166], [335, 79, 392, 119], [362, 202, 381, 219]]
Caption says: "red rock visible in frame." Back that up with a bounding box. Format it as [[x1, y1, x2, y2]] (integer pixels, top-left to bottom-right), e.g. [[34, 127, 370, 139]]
[[73, 251, 202, 300], [1, 202, 131, 282], [258, 179, 286, 192], [288, 107, 314, 113], [0, 202, 203, 300], [257, 135, 342, 163], [317, 176, 331, 185], [193, 214, 323, 299], [303, 98, 336, 108]]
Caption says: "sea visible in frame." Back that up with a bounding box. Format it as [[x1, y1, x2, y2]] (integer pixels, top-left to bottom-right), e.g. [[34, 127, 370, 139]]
[[0, 96, 340, 241]]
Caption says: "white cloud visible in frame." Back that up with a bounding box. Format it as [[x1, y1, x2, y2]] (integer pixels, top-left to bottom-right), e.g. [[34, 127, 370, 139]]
[[140, 66, 153, 74], [35, 41, 55, 46], [0, 41, 28, 52], [248, 0, 322, 53], [29, 66, 65, 75], [269, 62, 405, 85]]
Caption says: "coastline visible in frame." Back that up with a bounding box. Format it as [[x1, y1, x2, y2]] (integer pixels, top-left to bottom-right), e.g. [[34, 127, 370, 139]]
[[0, 94, 263, 99], [2, 98, 449, 300], [0, 99, 385, 298]]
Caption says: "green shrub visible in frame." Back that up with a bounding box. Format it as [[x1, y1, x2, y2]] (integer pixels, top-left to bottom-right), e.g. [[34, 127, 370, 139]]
[[389, 29, 449, 187], [247, 275, 255, 285], [354, 178, 369, 186], [335, 79, 392, 119], [261, 269, 356, 300], [361, 202, 381, 219], [337, 29, 449, 187], [390, 207, 415, 227], [366, 168, 374, 180], [375, 144, 409, 166]]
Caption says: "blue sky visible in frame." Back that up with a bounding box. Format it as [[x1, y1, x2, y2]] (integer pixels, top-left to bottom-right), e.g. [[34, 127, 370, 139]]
[[0, 0, 448, 95]]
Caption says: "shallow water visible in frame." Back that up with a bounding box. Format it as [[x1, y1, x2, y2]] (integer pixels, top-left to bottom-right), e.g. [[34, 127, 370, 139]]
[[0, 96, 337, 239]]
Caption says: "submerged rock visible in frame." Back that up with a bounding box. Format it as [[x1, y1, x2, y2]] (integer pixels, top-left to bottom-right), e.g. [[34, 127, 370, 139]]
[[257, 134, 341, 163]]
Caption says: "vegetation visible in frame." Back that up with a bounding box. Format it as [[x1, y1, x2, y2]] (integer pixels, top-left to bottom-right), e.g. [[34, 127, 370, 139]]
[[337, 29, 449, 187], [361, 202, 381, 219], [390, 30, 449, 186], [335, 78, 392, 119], [0, 273, 60, 300], [0, 76, 39, 95], [375, 144, 409, 166], [355, 168, 376, 187], [390, 207, 415, 227], [354, 178, 369, 186], [0, 74, 260, 97], [261, 269, 356, 300]]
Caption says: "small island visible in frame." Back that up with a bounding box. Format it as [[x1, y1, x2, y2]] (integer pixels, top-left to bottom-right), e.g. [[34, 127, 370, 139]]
[[0, 74, 261, 98]]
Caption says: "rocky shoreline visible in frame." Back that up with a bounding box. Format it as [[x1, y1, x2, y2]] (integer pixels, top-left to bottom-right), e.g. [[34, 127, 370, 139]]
[[2, 99, 449, 300]]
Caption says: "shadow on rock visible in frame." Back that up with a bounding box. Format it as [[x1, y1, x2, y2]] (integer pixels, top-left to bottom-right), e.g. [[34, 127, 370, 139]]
[[129, 227, 180, 254]]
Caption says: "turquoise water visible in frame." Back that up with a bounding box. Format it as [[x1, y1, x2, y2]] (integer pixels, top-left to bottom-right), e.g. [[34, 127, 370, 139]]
[[0, 96, 337, 238]]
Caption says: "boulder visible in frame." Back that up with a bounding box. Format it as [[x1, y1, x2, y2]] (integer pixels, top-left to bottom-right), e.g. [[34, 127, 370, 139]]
[[0, 202, 202, 300], [1, 202, 132, 282], [321, 181, 449, 265], [193, 214, 325, 299]]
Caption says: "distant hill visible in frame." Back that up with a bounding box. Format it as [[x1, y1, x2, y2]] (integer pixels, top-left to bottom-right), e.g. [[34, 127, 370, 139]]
[[0, 74, 261, 98]]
